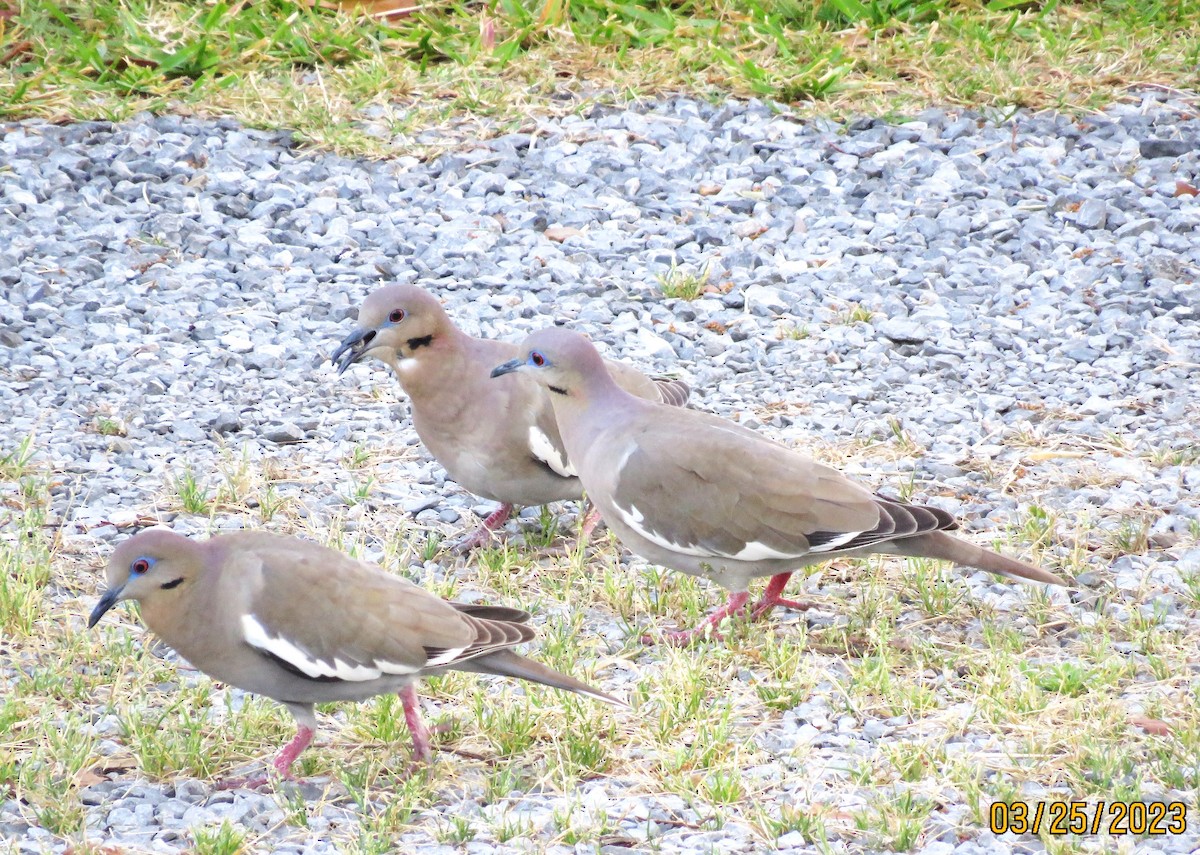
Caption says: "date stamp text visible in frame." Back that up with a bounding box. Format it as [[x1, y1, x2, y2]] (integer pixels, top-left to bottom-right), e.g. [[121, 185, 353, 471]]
[[990, 801, 1188, 836]]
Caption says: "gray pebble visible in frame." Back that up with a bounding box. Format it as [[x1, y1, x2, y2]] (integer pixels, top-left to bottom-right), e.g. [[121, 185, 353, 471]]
[[3, 92, 1199, 855]]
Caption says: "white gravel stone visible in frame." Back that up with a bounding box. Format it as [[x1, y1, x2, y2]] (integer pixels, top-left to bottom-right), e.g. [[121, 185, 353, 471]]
[[3, 92, 1199, 853]]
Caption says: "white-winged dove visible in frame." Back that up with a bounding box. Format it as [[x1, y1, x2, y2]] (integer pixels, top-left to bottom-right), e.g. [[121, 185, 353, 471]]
[[88, 529, 621, 787], [331, 284, 689, 550], [491, 328, 1069, 646]]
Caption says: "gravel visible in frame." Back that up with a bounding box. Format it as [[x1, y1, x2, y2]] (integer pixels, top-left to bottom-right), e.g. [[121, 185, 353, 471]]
[[2, 88, 1199, 854]]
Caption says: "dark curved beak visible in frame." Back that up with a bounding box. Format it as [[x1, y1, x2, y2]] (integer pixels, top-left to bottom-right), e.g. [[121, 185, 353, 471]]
[[88, 586, 124, 629], [490, 358, 524, 379], [331, 327, 376, 376]]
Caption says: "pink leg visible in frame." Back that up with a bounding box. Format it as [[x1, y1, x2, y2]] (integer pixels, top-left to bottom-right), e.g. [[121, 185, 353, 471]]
[[400, 684, 434, 763], [453, 504, 513, 553], [749, 572, 813, 620], [216, 724, 314, 791], [579, 503, 604, 540], [643, 591, 751, 647], [272, 725, 315, 778]]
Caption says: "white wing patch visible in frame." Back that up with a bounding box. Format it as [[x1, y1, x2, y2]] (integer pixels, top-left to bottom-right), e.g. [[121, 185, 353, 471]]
[[727, 541, 808, 561], [528, 426, 577, 477], [807, 530, 864, 553], [241, 614, 419, 681], [424, 646, 467, 667], [613, 504, 839, 563], [612, 504, 714, 558]]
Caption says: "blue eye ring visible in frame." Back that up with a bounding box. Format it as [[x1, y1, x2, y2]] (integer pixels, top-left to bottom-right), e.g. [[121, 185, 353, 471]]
[[530, 351, 547, 367], [130, 556, 155, 575], [388, 309, 405, 323]]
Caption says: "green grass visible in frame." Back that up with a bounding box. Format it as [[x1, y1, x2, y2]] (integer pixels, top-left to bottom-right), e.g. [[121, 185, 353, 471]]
[[830, 302, 875, 326], [775, 321, 811, 341], [0, 433, 38, 480], [173, 467, 213, 514], [2, 0, 1197, 842], [192, 820, 250, 855], [657, 260, 713, 301], [1, 0, 1197, 157], [5, 339, 1200, 845], [853, 790, 932, 852], [0, 510, 53, 637], [95, 416, 127, 437]]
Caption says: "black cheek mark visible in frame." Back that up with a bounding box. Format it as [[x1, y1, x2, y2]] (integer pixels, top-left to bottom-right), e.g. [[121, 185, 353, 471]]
[[549, 385, 568, 396], [160, 577, 184, 590], [406, 335, 434, 351]]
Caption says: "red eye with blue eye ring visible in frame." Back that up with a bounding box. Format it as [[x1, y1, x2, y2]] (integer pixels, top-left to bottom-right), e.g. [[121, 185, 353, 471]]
[[531, 351, 546, 367], [131, 558, 151, 575], [389, 309, 405, 323]]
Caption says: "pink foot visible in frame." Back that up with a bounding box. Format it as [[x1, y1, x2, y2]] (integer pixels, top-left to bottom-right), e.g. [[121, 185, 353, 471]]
[[215, 776, 269, 791], [579, 503, 604, 540], [641, 592, 751, 647], [215, 724, 314, 790], [748, 572, 813, 620], [400, 684, 434, 764], [452, 505, 513, 553]]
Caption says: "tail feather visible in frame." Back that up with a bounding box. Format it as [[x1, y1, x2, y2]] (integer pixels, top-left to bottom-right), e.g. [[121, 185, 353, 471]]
[[885, 531, 1068, 587], [452, 603, 531, 624], [469, 649, 627, 708], [653, 378, 691, 408]]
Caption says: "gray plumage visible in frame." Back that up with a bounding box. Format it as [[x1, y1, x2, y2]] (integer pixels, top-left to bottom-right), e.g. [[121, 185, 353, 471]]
[[331, 284, 688, 547], [492, 328, 1068, 644], [89, 529, 621, 785]]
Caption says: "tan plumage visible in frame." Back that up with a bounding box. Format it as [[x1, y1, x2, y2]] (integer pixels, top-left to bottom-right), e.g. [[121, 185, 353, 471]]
[[492, 328, 1069, 645], [89, 529, 621, 786], [331, 284, 689, 549]]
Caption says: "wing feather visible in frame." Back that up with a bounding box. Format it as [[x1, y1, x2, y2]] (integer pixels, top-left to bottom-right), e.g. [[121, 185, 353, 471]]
[[607, 415, 882, 560], [236, 536, 474, 681], [230, 534, 538, 683], [602, 412, 962, 565]]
